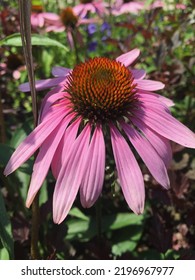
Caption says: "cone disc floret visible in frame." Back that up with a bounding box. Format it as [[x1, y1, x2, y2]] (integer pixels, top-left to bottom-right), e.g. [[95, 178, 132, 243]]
[[66, 57, 137, 123], [60, 7, 78, 28]]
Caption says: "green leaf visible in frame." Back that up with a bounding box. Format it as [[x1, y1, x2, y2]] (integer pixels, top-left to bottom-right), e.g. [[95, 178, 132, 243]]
[[112, 240, 137, 256], [39, 180, 48, 206], [0, 144, 14, 166], [0, 191, 14, 259], [66, 219, 95, 241], [69, 207, 89, 221], [104, 213, 143, 230], [0, 143, 33, 175], [10, 119, 33, 149], [0, 247, 10, 260], [111, 226, 143, 256], [0, 33, 68, 51], [66, 212, 144, 241]]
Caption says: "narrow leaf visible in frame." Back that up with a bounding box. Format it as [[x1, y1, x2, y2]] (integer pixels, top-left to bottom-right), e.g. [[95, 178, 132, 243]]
[[0, 33, 68, 50]]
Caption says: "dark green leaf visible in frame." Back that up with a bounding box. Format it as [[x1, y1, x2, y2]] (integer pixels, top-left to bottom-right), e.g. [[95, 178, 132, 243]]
[[10, 119, 33, 148], [0, 191, 14, 259], [0, 33, 68, 51], [66, 212, 144, 241], [0, 144, 15, 166]]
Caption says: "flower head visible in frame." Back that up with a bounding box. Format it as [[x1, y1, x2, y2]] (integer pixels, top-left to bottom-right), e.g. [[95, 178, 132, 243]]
[[4, 49, 195, 224], [60, 7, 78, 29]]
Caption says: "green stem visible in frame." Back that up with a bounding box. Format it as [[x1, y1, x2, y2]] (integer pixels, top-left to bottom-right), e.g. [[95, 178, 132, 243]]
[[30, 194, 40, 259], [71, 28, 80, 65], [96, 198, 102, 240], [19, 0, 39, 259], [0, 92, 6, 143]]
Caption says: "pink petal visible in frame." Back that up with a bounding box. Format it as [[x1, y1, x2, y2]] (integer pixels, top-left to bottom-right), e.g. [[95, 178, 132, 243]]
[[156, 95, 174, 107], [38, 85, 71, 123], [137, 91, 174, 107], [110, 125, 145, 214], [135, 107, 195, 148], [122, 123, 170, 188], [80, 125, 105, 208], [46, 25, 65, 32], [116, 48, 140, 67], [135, 79, 165, 91], [132, 117, 172, 167], [136, 92, 170, 112], [67, 31, 74, 49], [42, 12, 60, 21], [19, 77, 66, 92], [131, 69, 146, 80], [4, 107, 66, 176], [51, 117, 81, 179], [53, 124, 91, 224], [51, 66, 71, 77], [26, 113, 74, 208]]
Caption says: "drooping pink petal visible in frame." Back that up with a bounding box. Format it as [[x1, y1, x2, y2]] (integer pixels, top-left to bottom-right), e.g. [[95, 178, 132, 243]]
[[135, 79, 165, 91], [51, 117, 81, 179], [116, 48, 140, 67], [156, 95, 174, 107], [53, 124, 91, 224], [26, 113, 74, 208], [67, 30, 74, 49], [19, 76, 66, 92], [131, 69, 146, 80], [4, 107, 66, 176], [39, 90, 66, 123], [132, 117, 172, 167], [110, 124, 145, 214], [135, 106, 195, 148], [137, 91, 174, 107], [122, 122, 170, 188], [80, 125, 105, 208], [136, 92, 170, 113], [51, 66, 71, 77]]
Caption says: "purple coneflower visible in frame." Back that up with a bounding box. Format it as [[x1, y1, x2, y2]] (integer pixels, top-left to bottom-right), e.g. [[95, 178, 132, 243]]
[[112, 0, 145, 16], [4, 49, 195, 224], [73, 0, 107, 18], [39, 7, 99, 49]]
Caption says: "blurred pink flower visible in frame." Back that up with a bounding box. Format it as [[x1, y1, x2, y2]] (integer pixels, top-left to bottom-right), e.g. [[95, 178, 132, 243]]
[[112, 0, 186, 16], [4, 49, 195, 224], [35, 7, 99, 48], [31, 12, 46, 28], [112, 0, 145, 15], [73, 0, 108, 18], [43, 7, 98, 32], [150, 0, 186, 10]]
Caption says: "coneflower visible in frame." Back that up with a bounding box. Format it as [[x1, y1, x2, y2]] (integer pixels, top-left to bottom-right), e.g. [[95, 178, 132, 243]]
[[4, 49, 195, 224]]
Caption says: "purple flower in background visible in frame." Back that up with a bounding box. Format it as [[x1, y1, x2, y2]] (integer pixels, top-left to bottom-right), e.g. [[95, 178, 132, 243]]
[[88, 41, 98, 51], [100, 22, 111, 39], [87, 23, 97, 35], [4, 49, 195, 224]]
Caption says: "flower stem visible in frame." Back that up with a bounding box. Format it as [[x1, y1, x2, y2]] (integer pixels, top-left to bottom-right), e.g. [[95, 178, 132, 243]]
[[18, 0, 39, 259], [96, 198, 102, 240], [0, 92, 6, 143], [30, 194, 40, 259], [71, 28, 80, 65]]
